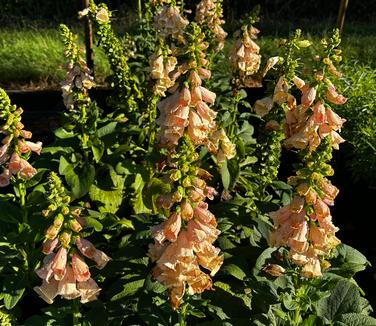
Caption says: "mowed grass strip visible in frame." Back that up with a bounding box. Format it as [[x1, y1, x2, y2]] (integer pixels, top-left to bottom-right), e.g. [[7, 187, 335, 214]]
[[0, 28, 111, 89]]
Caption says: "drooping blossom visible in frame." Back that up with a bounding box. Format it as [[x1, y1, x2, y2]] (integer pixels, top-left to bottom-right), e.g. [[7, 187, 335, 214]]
[[149, 49, 178, 96], [195, 0, 227, 51], [0, 90, 41, 186], [34, 173, 110, 304], [154, 6, 189, 43], [231, 26, 261, 87]]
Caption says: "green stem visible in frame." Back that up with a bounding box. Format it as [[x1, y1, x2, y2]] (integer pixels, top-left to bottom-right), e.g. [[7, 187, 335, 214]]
[[72, 300, 81, 326], [138, 0, 142, 22]]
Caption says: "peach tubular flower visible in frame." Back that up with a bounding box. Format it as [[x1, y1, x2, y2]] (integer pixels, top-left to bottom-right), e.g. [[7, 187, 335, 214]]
[[72, 254, 91, 282], [301, 86, 317, 108], [254, 96, 273, 117], [36, 253, 55, 282], [33, 279, 59, 304], [25, 141, 43, 155], [8, 153, 21, 174], [77, 278, 101, 303], [19, 158, 37, 179], [42, 238, 59, 255], [96, 8, 110, 23], [153, 212, 182, 243], [0, 139, 10, 164], [0, 168, 10, 187], [52, 247, 68, 281], [57, 265, 81, 300], [76, 238, 111, 270]]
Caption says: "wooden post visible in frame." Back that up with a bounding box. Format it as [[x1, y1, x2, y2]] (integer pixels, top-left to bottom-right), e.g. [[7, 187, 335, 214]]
[[82, 0, 94, 75], [336, 0, 349, 34]]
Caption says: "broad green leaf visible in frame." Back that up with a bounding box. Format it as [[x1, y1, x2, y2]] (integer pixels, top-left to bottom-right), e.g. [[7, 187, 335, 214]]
[[221, 160, 231, 190], [222, 264, 246, 280], [317, 279, 361, 321], [335, 313, 376, 325], [110, 279, 145, 301], [97, 121, 118, 138], [54, 127, 75, 139], [0, 200, 22, 224]]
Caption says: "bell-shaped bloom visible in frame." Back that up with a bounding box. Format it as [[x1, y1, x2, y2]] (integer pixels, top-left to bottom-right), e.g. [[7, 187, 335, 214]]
[[154, 6, 189, 42], [0, 168, 10, 187], [52, 247, 68, 281], [301, 258, 322, 278], [57, 265, 81, 300], [76, 238, 111, 270], [96, 8, 110, 23], [77, 278, 101, 303], [42, 238, 59, 255], [326, 80, 347, 105], [36, 253, 55, 282], [301, 86, 317, 108], [72, 254, 91, 282], [34, 279, 59, 304], [254, 96, 273, 117], [25, 141, 43, 155], [153, 212, 182, 243], [8, 153, 21, 174], [19, 158, 37, 179]]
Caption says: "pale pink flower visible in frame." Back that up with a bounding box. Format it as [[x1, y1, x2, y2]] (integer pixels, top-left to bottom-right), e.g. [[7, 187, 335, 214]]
[[8, 153, 21, 174], [25, 141, 43, 155], [72, 254, 91, 282], [52, 247, 68, 281], [57, 265, 81, 300], [19, 158, 37, 179], [42, 238, 59, 255], [0, 169, 10, 187], [77, 278, 101, 303], [153, 212, 182, 243], [34, 279, 59, 304], [96, 8, 110, 23], [36, 253, 55, 282], [301, 86, 317, 108], [76, 238, 111, 270]]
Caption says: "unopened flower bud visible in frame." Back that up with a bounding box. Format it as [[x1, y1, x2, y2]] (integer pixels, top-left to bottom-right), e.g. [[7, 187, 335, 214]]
[[45, 225, 60, 239], [182, 177, 191, 188], [172, 191, 183, 203], [61, 206, 70, 215], [263, 264, 285, 277], [62, 196, 71, 204], [59, 231, 72, 248], [170, 170, 181, 182], [42, 209, 50, 217], [48, 204, 57, 212], [180, 200, 193, 221], [70, 219, 83, 232], [53, 214, 64, 228]]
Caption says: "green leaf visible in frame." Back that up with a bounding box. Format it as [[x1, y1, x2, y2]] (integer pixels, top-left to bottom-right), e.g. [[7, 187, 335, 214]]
[[0, 200, 22, 223], [89, 166, 125, 214], [110, 279, 145, 301], [317, 279, 362, 321], [2, 276, 26, 309], [220, 161, 231, 190], [84, 216, 103, 232], [54, 127, 75, 139], [131, 174, 151, 214], [222, 264, 246, 280], [60, 157, 95, 199], [335, 313, 376, 325], [330, 244, 370, 277], [97, 121, 118, 138], [143, 177, 171, 213]]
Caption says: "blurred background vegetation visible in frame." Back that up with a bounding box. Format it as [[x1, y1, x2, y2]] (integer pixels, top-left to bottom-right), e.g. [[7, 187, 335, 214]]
[[0, 0, 375, 185]]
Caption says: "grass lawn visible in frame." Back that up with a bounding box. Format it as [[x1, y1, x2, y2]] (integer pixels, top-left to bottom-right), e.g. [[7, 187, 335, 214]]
[[0, 28, 111, 90], [0, 22, 375, 90]]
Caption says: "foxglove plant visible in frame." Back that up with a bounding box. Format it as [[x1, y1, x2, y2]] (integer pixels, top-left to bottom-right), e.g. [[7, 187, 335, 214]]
[[34, 172, 110, 304], [0, 88, 41, 200], [268, 30, 346, 278], [195, 0, 227, 52], [148, 8, 234, 308]]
